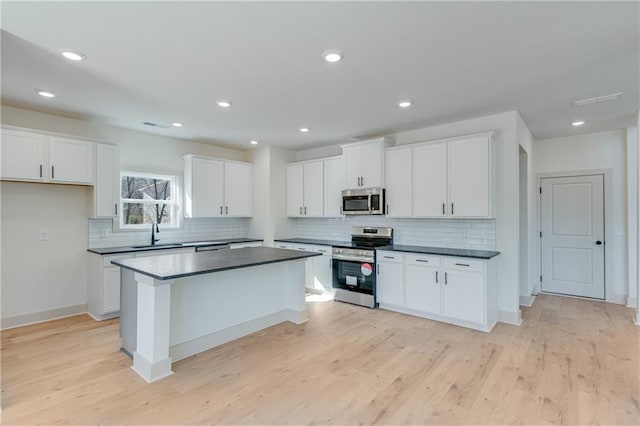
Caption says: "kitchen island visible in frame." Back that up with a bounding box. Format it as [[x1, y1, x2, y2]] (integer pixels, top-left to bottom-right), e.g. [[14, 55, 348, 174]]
[[112, 247, 321, 383]]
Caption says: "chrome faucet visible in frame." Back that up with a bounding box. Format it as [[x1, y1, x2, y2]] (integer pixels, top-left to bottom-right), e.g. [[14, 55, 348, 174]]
[[151, 223, 160, 246]]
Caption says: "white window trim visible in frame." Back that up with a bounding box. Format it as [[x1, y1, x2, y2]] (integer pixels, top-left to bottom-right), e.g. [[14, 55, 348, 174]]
[[116, 171, 183, 231]]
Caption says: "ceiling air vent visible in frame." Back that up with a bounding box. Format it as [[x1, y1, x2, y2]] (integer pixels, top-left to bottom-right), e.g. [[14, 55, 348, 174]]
[[143, 121, 170, 128], [573, 92, 623, 107]]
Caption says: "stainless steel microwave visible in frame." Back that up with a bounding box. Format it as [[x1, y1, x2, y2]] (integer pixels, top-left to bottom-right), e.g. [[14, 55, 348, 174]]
[[341, 187, 385, 215]]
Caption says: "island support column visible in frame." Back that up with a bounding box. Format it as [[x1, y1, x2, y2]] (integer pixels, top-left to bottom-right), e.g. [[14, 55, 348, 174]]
[[131, 272, 174, 383]]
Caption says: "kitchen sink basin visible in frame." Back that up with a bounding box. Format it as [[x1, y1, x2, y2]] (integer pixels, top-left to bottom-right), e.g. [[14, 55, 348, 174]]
[[130, 243, 184, 249]]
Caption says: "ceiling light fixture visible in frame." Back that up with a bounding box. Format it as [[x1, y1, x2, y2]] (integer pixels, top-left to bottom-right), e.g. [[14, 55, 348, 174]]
[[573, 92, 623, 107], [217, 100, 231, 108], [172, 122, 184, 127], [250, 140, 259, 145], [37, 90, 55, 98], [61, 50, 85, 61], [571, 121, 585, 126], [322, 50, 343, 63], [299, 127, 310, 133], [398, 100, 412, 108]]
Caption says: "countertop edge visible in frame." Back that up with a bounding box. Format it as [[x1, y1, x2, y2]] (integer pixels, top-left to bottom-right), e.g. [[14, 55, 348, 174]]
[[88, 238, 264, 255], [376, 245, 500, 260]]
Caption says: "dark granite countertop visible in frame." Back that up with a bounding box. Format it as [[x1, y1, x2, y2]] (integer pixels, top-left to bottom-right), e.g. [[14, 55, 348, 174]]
[[274, 238, 350, 247], [376, 245, 500, 259], [88, 238, 263, 255], [111, 247, 321, 281]]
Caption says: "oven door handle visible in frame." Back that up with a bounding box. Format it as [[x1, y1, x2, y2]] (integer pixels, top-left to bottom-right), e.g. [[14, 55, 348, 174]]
[[332, 254, 375, 263], [367, 194, 372, 213]]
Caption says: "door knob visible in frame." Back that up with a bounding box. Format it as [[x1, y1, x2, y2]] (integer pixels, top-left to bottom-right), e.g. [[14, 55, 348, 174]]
[[595, 241, 602, 245]]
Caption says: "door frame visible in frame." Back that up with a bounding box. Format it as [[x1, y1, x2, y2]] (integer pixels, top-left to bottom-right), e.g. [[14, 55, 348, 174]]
[[535, 169, 614, 302]]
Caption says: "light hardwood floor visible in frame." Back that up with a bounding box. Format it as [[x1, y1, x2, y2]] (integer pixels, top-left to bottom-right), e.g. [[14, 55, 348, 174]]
[[2, 294, 639, 425]]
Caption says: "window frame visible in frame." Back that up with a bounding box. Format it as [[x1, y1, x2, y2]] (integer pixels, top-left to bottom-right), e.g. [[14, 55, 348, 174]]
[[117, 171, 182, 230]]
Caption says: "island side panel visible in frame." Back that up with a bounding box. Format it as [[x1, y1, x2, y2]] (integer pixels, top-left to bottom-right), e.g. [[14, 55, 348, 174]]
[[132, 273, 174, 383], [169, 259, 308, 362]]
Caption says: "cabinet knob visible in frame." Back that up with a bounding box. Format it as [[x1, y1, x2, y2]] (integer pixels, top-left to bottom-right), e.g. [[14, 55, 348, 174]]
[[595, 241, 602, 245]]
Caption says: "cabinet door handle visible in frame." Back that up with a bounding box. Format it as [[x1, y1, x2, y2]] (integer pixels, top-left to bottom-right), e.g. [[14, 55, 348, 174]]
[[51, 165, 55, 179], [435, 270, 438, 283], [220, 206, 223, 215], [416, 259, 429, 263], [361, 176, 364, 186], [455, 263, 470, 267], [304, 206, 307, 215], [451, 203, 454, 215], [114, 203, 118, 216], [225, 206, 228, 215], [299, 206, 303, 215], [39, 164, 43, 178], [445, 272, 448, 285], [442, 203, 445, 215], [383, 256, 395, 259], [386, 204, 389, 215]]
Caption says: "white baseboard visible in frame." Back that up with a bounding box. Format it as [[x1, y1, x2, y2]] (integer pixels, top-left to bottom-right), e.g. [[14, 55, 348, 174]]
[[626, 297, 638, 309], [170, 309, 306, 362], [1, 304, 88, 330], [607, 293, 627, 305], [519, 294, 536, 307], [498, 309, 523, 326]]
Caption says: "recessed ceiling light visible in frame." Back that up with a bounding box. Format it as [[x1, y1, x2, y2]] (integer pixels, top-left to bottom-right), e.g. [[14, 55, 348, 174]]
[[250, 140, 259, 145], [37, 90, 55, 98], [572, 121, 585, 126], [398, 100, 412, 108], [172, 122, 184, 127], [299, 127, 310, 133], [323, 50, 343, 63], [61, 50, 85, 61], [217, 100, 231, 108]]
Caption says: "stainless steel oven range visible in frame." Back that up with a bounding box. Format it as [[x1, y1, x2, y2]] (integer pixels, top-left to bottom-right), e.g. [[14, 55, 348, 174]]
[[332, 226, 393, 308]]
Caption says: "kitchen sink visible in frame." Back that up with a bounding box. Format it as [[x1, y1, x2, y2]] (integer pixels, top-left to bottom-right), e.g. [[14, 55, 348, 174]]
[[130, 243, 184, 249]]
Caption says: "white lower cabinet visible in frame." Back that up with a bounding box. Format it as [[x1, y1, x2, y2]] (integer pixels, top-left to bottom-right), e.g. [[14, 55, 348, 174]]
[[88, 247, 195, 320], [376, 250, 497, 332], [229, 241, 263, 249], [281, 243, 333, 293], [376, 252, 404, 307]]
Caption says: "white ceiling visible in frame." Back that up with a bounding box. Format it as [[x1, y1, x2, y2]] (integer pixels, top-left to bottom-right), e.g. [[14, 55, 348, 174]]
[[1, 2, 638, 150]]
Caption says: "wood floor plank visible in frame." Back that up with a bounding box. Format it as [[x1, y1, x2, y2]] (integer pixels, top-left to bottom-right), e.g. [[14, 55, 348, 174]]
[[1, 294, 638, 425]]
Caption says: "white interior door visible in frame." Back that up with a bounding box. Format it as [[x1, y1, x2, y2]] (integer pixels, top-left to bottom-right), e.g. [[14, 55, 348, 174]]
[[541, 175, 605, 299]]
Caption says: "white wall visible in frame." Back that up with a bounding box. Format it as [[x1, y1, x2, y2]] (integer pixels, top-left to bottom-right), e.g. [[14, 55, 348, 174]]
[[246, 146, 296, 246], [627, 126, 638, 308], [1, 105, 248, 325], [516, 113, 535, 302], [533, 129, 628, 302], [1, 182, 90, 320]]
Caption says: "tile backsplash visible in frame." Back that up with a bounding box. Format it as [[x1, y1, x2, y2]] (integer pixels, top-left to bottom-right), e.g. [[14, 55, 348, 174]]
[[293, 216, 496, 250], [88, 218, 249, 248]]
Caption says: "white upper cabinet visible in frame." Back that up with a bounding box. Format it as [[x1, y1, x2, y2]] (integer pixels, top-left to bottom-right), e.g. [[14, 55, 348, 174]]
[[323, 156, 345, 218], [448, 135, 491, 217], [1, 129, 46, 181], [286, 160, 324, 217], [184, 155, 252, 218], [384, 132, 494, 218], [385, 146, 412, 217], [303, 160, 324, 217], [342, 138, 392, 189], [93, 144, 120, 218], [413, 142, 448, 217], [1, 128, 95, 185], [48, 136, 94, 184], [286, 164, 304, 217], [185, 156, 224, 217], [224, 161, 253, 217]]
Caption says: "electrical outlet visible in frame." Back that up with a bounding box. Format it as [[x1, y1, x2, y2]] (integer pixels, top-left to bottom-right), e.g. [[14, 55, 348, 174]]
[[39, 230, 48, 241]]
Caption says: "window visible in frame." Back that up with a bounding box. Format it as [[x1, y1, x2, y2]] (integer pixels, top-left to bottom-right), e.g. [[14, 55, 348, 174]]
[[119, 172, 179, 229]]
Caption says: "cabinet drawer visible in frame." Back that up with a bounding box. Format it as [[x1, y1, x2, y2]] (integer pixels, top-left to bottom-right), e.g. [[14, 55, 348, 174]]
[[442, 257, 484, 272], [103, 254, 134, 267], [312, 245, 331, 255], [376, 251, 403, 263], [275, 242, 293, 250], [292, 244, 313, 252], [406, 254, 440, 267]]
